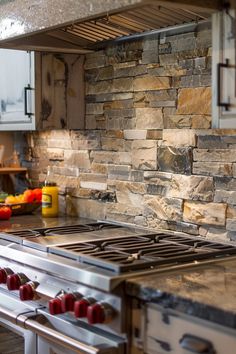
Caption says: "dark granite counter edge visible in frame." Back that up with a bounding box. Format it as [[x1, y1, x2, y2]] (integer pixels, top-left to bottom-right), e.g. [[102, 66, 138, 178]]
[[126, 281, 236, 330]]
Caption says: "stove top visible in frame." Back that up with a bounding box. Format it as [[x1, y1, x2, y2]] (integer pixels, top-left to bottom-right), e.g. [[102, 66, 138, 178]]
[[1, 222, 236, 274]]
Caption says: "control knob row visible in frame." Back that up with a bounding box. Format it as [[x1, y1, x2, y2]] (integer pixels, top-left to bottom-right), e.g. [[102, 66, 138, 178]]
[[49, 293, 114, 324], [0, 267, 38, 300]]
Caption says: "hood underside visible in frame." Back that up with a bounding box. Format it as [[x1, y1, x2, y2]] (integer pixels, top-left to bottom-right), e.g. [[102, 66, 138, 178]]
[[0, 0, 220, 53]]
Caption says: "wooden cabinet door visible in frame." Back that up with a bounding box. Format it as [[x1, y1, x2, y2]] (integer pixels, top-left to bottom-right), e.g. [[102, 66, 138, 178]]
[[35, 52, 85, 130]]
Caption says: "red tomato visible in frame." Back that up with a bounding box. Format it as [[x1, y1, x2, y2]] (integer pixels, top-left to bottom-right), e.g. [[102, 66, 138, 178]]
[[23, 190, 35, 203], [0, 206, 12, 220], [33, 188, 42, 202]]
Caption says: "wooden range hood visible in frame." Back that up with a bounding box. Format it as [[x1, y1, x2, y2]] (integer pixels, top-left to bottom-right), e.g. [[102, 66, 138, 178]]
[[0, 0, 223, 53]]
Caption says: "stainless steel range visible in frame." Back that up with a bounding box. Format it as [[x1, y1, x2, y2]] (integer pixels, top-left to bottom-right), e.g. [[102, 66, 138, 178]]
[[0, 221, 236, 354]]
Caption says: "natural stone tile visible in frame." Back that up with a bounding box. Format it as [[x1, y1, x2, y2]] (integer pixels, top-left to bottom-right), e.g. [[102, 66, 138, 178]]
[[199, 227, 228, 242], [131, 140, 157, 170], [80, 173, 107, 191], [124, 130, 147, 140], [133, 76, 171, 91], [158, 146, 192, 174], [146, 130, 163, 140], [104, 100, 133, 109], [214, 190, 236, 204], [193, 162, 233, 177], [51, 166, 79, 177], [183, 201, 226, 226], [86, 103, 104, 115], [71, 131, 101, 150], [108, 165, 131, 181], [177, 87, 211, 115], [86, 78, 133, 95], [162, 129, 196, 147], [47, 148, 64, 160], [193, 149, 236, 162], [144, 195, 183, 221], [145, 171, 172, 196], [76, 199, 107, 219], [91, 151, 131, 165], [101, 137, 125, 151], [130, 170, 144, 182], [85, 115, 97, 129], [214, 177, 236, 191], [166, 220, 199, 235], [226, 219, 236, 232], [168, 175, 214, 201], [116, 181, 146, 206], [64, 150, 91, 170], [107, 202, 143, 216], [91, 163, 108, 174], [136, 108, 163, 129], [47, 139, 72, 149], [197, 135, 236, 149], [227, 205, 236, 218], [191, 115, 211, 129]]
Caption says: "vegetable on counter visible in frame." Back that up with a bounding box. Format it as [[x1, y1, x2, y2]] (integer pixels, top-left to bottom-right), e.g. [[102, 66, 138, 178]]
[[0, 206, 12, 220]]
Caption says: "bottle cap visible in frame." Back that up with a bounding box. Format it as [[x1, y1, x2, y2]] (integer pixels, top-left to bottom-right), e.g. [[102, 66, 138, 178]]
[[44, 181, 57, 187]]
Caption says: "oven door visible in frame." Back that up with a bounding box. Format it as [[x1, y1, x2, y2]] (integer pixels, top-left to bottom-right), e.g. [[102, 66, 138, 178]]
[[0, 293, 124, 354], [35, 310, 125, 354]]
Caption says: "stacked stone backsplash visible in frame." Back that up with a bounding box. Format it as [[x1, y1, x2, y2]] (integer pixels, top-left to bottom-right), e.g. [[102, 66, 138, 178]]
[[16, 26, 236, 241]]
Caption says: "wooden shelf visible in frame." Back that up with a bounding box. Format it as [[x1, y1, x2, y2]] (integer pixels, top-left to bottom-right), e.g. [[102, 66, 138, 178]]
[[0, 167, 27, 174]]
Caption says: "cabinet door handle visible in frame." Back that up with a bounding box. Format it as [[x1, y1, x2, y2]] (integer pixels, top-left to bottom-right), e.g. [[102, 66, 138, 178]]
[[24, 85, 33, 117], [179, 334, 216, 353], [217, 59, 231, 111]]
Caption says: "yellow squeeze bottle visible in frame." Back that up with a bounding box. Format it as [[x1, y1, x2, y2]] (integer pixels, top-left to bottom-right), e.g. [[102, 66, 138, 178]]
[[42, 182, 59, 218]]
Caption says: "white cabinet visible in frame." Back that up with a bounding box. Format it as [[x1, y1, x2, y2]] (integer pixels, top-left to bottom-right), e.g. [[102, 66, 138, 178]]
[[0, 49, 35, 130], [212, 8, 236, 128], [0, 49, 85, 131]]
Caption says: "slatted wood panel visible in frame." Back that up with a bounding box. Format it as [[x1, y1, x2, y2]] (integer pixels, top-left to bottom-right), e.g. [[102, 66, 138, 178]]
[[0, 326, 24, 354]]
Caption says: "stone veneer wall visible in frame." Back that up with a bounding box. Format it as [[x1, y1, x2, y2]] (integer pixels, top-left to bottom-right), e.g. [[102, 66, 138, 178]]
[[17, 27, 236, 241]]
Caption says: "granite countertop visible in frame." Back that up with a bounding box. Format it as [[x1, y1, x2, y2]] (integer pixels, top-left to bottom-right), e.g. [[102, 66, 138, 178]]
[[126, 257, 236, 329], [0, 213, 96, 232]]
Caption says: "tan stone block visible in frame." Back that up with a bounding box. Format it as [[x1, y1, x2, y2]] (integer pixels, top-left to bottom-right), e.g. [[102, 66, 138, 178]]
[[168, 175, 214, 201], [131, 140, 157, 170], [48, 139, 72, 149], [91, 163, 108, 174], [133, 76, 171, 91], [80, 173, 107, 191], [64, 150, 91, 170], [183, 201, 226, 226], [49, 130, 71, 139], [76, 199, 106, 219], [136, 108, 163, 129], [193, 149, 236, 162], [144, 195, 183, 221], [191, 115, 211, 129], [162, 129, 196, 147], [124, 130, 147, 140], [146, 130, 163, 140], [193, 162, 233, 177], [177, 87, 211, 115], [103, 130, 124, 139], [47, 148, 64, 160], [101, 137, 125, 151], [107, 203, 143, 216], [86, 103, 104, 115], [91, 151, 131, 165]]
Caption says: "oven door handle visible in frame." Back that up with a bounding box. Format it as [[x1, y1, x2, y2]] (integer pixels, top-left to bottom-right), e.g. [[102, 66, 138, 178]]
[[22, 316, 105, 354], [0, 305, 118, 354]]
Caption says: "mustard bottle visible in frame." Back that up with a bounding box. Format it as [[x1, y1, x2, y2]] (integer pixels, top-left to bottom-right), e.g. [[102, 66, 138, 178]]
[[42, 182, 59, 218]]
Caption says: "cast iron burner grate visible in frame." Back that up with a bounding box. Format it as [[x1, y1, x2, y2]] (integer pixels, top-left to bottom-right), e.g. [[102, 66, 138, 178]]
[[1, 222, 121, 243], [48, 234, 236, 273]]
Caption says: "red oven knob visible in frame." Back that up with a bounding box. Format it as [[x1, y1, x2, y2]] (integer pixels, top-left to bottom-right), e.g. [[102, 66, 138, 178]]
[[7, 273, 28, 291], [49, 298, 63, 315], [87, 303, 105, 324], [19, 282, 38, 301], [0, 268, 13, 284], [61, 293, 81, 313], [74, 298, 95, 318]]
